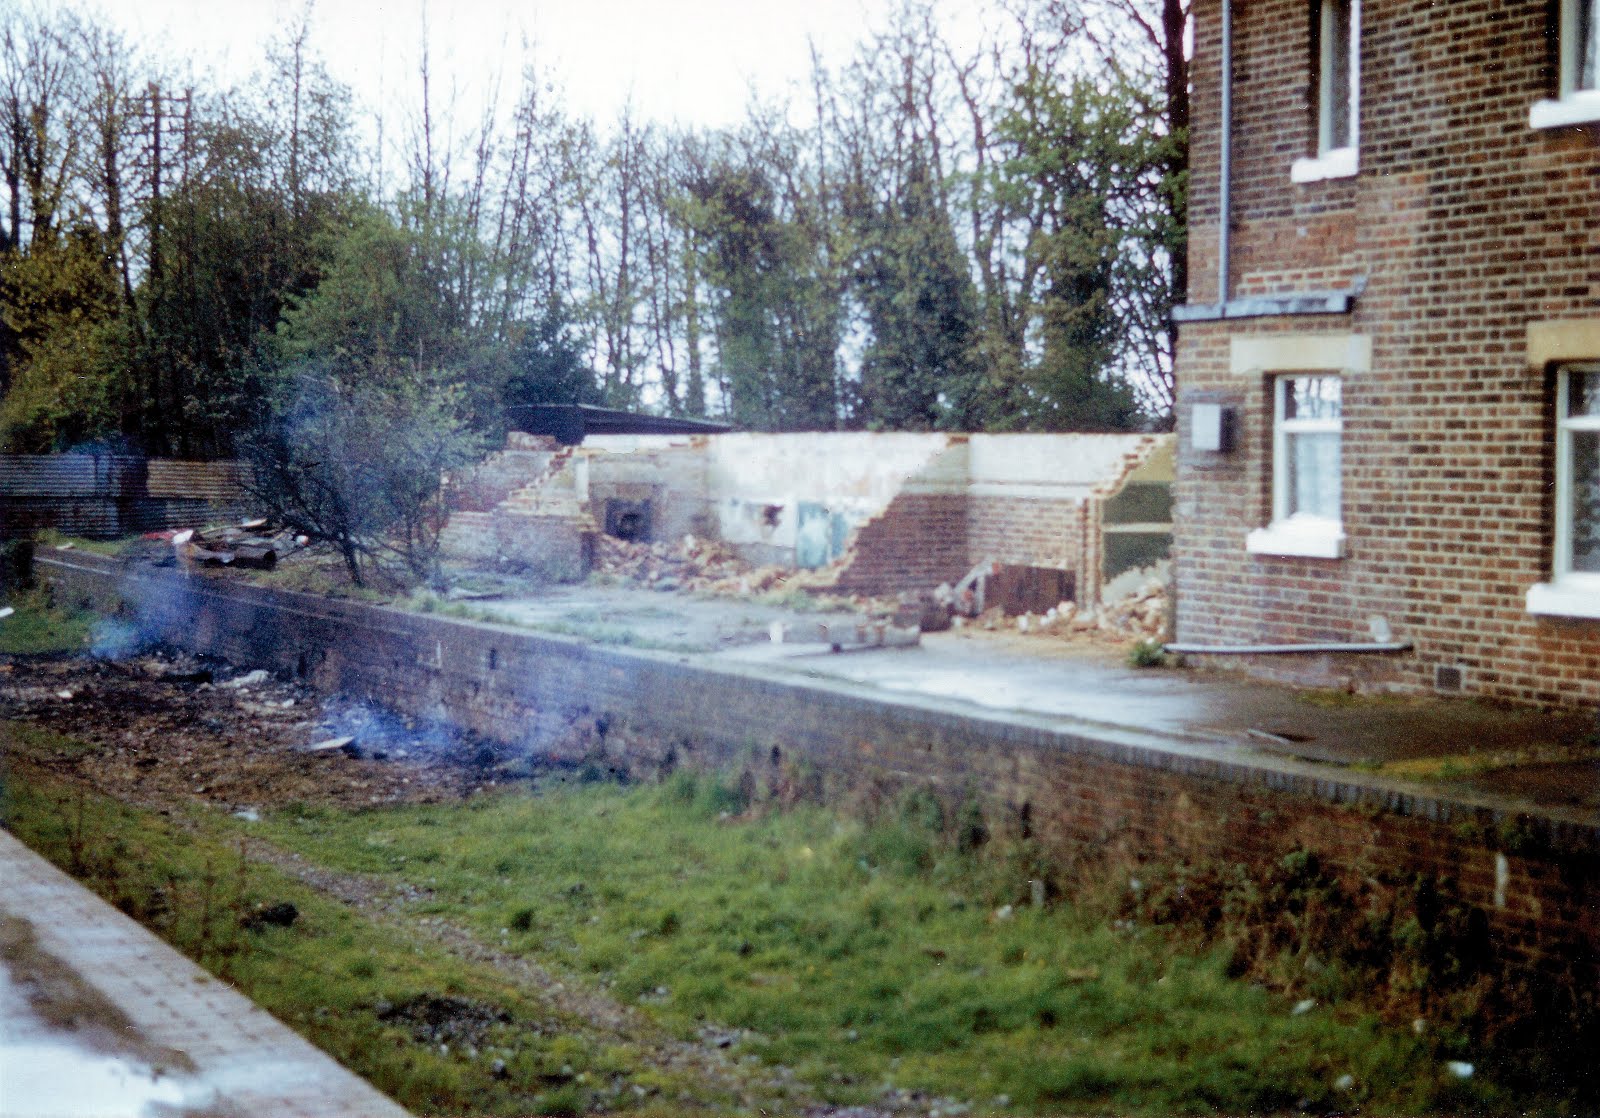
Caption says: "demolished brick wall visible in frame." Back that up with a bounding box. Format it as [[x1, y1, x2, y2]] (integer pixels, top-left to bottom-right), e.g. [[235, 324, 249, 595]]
[[440, 439, 596, 579], [964, 435, 1174, 607], [825, 492, 973, 596], [441, 431, 1174, 603], [445, 434, 565, 514]]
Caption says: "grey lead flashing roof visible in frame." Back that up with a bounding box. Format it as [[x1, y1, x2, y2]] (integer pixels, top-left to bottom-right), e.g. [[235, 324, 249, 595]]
[[506, 404, 732, 445]]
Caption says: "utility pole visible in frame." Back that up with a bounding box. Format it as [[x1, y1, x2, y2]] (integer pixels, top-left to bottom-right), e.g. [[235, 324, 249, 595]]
[[127, 82, 192, 454], [149, 81, 162, 287]]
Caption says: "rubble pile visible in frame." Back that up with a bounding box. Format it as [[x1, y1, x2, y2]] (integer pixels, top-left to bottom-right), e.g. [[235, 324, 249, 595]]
[[595, 534, 836, 599], [145, 519, 308, 571], [956, 571, 1171, 646], [1090, 576, 1170, 640]]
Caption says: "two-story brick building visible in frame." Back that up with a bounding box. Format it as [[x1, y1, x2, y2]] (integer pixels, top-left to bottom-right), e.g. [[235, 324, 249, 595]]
[[1170, 0, 1600, 706]]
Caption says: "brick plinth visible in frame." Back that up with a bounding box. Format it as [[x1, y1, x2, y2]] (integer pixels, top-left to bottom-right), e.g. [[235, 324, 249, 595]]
[[40, 553, 1600, 996]]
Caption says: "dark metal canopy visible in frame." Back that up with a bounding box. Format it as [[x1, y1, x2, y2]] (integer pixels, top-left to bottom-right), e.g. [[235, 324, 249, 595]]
[[505, 404, 732, 446]]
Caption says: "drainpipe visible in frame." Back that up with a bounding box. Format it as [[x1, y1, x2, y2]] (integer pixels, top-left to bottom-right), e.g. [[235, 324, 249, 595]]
[[1164, 640, 1412, 655], [1218, 0, 1233, 307]]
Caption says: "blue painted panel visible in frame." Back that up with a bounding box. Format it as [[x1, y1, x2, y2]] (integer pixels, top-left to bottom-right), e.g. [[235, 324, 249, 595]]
[[796, 502, 833, 568]]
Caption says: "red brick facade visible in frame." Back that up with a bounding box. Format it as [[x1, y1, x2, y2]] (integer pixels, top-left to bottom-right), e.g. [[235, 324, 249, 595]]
[[828, 493, 975, 595], [1175, 0, 1600, 704]]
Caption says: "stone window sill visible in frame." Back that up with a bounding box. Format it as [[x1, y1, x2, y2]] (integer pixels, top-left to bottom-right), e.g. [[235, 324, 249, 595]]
[[1290, 147, 1358, 184], [1525, 580, 1600, 619], [1529, 92, 1600, 130], [1246, 519, 1346, 560]]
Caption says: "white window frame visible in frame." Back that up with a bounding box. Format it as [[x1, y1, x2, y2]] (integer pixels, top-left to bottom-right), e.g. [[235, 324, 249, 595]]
[[1527, 365, 1600, 617], [1246, 375, 1346, 560], [1530, 0, 1600, 129], [1291, 0, 1361, 183]]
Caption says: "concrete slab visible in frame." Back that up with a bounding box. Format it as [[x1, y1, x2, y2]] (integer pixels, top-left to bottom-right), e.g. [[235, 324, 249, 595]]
[[713, 630, 1598, 810], [0, 829, 410, 1118], [435, 578, 1598, 818], [477, 584, 869, 653]]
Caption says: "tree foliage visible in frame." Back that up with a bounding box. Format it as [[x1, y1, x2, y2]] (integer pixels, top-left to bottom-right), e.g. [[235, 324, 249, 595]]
[[1, 0, 1189, 459], [243, 367, 484, 588]]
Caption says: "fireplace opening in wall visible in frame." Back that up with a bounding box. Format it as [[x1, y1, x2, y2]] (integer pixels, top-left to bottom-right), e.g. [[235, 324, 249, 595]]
[[604, 499, 653, 543]]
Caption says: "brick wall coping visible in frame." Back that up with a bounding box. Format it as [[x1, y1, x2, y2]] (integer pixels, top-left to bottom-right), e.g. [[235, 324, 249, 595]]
[[36, 552, 1600, 852]]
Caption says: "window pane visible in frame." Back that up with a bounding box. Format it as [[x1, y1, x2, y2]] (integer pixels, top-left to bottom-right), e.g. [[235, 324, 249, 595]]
[[1570, 429, 1600, 573], [1568, 368, 1600, 419], [1324, 0, 1353, 148], [1284, 375, 1342, 421], [1582, 0, 1600, 91], [1288, 430, 1342, 520]]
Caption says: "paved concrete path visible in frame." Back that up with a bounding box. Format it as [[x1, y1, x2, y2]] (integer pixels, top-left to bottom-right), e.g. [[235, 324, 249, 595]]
[[471, 580, 1600, 822], [0, 828, 410, 1118], [714, 630, 1600, 819]]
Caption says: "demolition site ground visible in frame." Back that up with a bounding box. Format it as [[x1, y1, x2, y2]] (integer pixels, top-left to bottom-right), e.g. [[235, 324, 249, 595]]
[[1, 577, 1590, 1117]]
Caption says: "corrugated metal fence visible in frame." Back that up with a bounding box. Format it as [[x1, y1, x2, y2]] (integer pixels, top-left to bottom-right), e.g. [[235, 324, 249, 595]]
[[0, 455, 253, 539]]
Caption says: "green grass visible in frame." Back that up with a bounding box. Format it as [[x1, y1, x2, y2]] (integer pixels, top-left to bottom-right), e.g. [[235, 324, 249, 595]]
[[0, 761, 746, 1117], [3, 722, 103, 760], [518, 613, 702, 653], [750, 586, 856, 614], [250, 772, 1506, 1116], [0, 590, 95, 655], [32, 529, 134, 558]]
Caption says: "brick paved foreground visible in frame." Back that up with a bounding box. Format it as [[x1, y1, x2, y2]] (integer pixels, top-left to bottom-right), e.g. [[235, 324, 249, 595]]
[[0, 828, 410, 1118]]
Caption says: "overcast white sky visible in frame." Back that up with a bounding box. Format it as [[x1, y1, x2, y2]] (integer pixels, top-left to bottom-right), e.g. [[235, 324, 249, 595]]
[[91, 0, 996, 131]]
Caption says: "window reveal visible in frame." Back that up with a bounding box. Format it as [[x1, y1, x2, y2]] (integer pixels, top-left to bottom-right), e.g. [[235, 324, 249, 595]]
[[1319, 0, 1356, 154], [1559, 367, 1600, 578]]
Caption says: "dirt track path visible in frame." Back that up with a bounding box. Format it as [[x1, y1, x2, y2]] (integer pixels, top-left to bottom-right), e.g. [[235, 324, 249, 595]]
[[242, 838, 827, 1113]]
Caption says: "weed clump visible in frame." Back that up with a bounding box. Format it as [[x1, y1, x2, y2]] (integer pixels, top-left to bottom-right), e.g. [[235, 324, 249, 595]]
[[1126, 637, 1173, 668], [1121, 847, 1600, 1105]]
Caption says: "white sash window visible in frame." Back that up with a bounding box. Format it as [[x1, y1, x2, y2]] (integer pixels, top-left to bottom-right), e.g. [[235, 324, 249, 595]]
[[1530, 0, 1600, 128], [1291, 0, 1361, 182], [1527, 366, 1600, 617], [1247, 375, 1346, 559]]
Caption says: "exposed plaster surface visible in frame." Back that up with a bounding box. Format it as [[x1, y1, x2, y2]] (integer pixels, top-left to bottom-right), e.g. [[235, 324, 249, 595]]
[[447, 431, 1175, 590], [968, 434, 1169, 500]]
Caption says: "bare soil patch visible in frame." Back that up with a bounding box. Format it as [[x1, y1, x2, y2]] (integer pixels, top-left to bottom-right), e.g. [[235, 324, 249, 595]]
[[0, 649, 509, 813]]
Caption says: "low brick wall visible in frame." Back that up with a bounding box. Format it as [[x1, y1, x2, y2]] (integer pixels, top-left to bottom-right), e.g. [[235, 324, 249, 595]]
[[437, 511, 595, 581], [38, 553, 1600, 989], [0, 456, 251, 539]]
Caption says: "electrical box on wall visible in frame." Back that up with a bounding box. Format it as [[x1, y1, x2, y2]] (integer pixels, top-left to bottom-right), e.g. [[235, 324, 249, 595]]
[[1190, 403, 1234, 453]]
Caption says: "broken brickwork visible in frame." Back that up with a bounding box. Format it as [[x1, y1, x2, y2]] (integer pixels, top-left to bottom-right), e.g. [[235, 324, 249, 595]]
[[441, 431, 1174, 604]]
